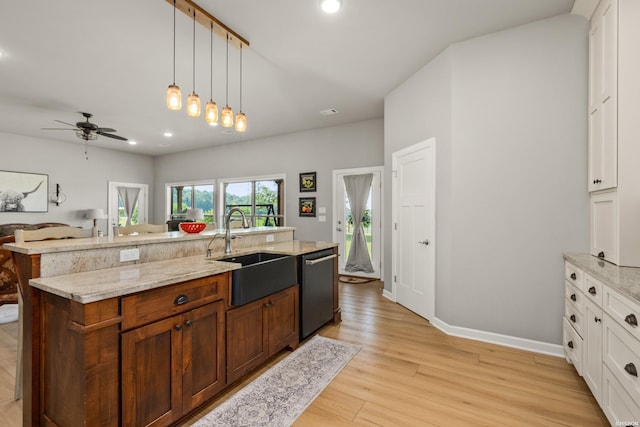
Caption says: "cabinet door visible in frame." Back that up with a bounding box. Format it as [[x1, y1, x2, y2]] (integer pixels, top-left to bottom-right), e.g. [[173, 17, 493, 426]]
[[226, 299, 268, 383], [182, 300, 226, 412], [584, 299, 603, 403], [590, 190, 618, 263], [267, 285, 299, 354], [122, 315, 183, 427]]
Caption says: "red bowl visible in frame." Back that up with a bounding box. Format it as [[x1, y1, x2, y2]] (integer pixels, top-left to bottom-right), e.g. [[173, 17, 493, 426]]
[[179, 222, 207, 233]]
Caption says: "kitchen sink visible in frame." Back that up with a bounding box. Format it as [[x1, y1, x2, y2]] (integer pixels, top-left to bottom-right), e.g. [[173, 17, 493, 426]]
[[218, 252, 297, 306]]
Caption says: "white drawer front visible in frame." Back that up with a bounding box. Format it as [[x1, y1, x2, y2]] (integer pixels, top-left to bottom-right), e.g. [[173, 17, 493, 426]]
[[604, 286, 640, 342], [563, 317, 583, 376], [585, 273, 604, 307], [565, 262, 584, 291], [602, 365, 640, 427], [565, 300, 584, 338], [565, 280, 584, 312], [604, 315, 640, 402]]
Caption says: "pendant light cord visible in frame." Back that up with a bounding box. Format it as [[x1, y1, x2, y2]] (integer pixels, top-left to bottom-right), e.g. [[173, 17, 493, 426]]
[[210, 22, 213, 99], [172, 0, 176, 85], [225, 33, 229, 105], [239, 44, 243, 111], [192, 10, 196, 93]]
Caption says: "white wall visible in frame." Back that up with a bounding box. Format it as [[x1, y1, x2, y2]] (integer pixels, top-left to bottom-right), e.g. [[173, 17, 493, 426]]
[[153, 119, 384, 242], [0, 133, 154, 236], [384, 14, 589, 344]]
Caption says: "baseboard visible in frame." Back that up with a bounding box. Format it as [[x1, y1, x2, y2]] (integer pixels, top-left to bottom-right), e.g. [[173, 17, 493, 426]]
[[382, 289, 394, 301], [429, 317, 564, 358]]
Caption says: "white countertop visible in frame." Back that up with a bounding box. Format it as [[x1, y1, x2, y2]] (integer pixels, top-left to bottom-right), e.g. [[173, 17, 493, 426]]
[[30, 240, 337, 303]]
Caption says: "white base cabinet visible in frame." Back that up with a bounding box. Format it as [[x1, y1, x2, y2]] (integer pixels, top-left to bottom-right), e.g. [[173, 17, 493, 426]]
[[564, 260, 640, 426]]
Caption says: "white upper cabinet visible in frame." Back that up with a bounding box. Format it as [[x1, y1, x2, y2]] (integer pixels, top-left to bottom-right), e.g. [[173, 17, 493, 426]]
[[588, 0, 617, 192]]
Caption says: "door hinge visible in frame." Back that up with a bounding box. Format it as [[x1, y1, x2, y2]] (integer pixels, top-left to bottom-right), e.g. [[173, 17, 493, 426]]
[[394, 275, 397, 283], [394, 222, 398, 230]]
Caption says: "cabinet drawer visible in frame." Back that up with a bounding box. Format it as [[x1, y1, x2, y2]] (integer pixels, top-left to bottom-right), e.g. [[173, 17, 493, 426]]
[[122, 273, 229, 330], [604, 286, 640, 342], [565, 262, 584, 290], [603, 314, 640, 403], [565, 300, 584, 338], [563, 318, 583, 376], [602, 365, 640, 427], [584, 273, 604, 307], [565, 280, 584, 312]]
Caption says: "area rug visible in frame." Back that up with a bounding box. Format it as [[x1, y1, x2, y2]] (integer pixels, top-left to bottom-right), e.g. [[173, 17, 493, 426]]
[[339, 275, 376, 284], [192, 335, 360, 427]]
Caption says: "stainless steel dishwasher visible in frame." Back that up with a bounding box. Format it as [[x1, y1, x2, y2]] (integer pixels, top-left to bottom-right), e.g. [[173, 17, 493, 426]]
[[299, 248, 337, 339]]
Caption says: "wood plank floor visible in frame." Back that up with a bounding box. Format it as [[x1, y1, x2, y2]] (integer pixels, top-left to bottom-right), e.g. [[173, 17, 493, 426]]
[[0, 281, 608, 426]]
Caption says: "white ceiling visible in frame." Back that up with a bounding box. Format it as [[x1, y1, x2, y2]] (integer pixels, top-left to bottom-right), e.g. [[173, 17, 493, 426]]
[[0, 0, 576, 156]]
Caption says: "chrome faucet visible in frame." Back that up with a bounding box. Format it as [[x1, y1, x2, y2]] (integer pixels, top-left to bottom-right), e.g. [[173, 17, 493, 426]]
[[224, 207, 250, 254]]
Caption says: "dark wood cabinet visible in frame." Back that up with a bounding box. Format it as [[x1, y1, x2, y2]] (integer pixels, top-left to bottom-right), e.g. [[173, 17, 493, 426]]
[[122, 297, 226, 426], [227, 285, 299, 383]]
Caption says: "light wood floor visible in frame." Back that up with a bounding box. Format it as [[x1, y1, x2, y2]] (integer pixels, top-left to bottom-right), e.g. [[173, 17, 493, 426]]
[[1, 282, 608, 426]]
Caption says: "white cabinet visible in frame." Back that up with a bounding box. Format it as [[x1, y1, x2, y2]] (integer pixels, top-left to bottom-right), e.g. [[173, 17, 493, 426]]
[[588, 0, 617, 192], [563, 259, 640, 425], [588, 0, 640, 267]]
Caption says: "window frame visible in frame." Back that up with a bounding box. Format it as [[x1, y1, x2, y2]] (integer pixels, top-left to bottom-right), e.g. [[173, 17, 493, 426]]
[[165, 179, 217, 224], [218, 173, 286, 228]]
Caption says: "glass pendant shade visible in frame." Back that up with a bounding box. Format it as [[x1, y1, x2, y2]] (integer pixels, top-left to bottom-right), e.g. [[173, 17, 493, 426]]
[[187, 92, 201, 117], [167, 86, 182, 110], [205, 100, 219, 125], [221, 105, 234, 128], [235, 111, 247, 132]]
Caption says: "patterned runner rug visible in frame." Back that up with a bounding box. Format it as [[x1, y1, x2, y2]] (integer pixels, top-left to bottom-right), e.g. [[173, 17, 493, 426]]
[[192, 335, 360, 427]]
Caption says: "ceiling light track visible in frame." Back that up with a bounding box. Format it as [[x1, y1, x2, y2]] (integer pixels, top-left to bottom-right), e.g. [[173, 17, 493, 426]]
[[165, 0, 249, 49]]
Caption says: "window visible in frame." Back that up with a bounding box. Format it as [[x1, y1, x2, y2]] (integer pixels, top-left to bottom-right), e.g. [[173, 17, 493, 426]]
[[168, 182, 215, 224], [221, 176, 285, 227]]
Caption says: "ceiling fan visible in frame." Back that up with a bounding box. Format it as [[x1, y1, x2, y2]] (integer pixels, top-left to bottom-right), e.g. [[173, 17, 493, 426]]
[[42, 112, 128, 142]]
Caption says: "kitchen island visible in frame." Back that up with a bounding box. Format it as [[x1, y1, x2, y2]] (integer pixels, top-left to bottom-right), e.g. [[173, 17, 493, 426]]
[[4, 228, 339, 426]]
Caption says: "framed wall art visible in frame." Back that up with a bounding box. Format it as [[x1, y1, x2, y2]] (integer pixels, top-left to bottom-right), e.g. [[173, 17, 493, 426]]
[[299, 172, 317, 192], [0, 170, 49, 212], [299, 197, 316, 217]]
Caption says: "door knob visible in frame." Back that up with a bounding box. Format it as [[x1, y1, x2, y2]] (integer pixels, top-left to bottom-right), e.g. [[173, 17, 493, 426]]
[[418, 240, 430, 246], [336, 227, 343, 232]]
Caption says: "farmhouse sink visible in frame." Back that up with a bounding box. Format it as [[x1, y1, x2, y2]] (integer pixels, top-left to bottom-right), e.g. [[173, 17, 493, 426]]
[[218, 252, 297, 306]]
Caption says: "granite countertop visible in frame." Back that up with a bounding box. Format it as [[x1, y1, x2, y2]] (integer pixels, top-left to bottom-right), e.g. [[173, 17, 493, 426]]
[[564, 253, 640, 302], [3, 226, 296, 255], [30, 240, 337, 304]]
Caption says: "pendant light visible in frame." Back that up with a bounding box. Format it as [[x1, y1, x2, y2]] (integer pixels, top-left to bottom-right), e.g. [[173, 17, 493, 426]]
[[235, 44, 247, 132], [186, 9, 201, 117], [221, 33, 234, 128], [166, 0, 181, 110], [205, 22, 218, 125]]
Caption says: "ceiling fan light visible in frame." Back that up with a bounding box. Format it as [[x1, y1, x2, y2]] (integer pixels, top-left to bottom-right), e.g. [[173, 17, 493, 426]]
[[235, 111, 247, 132], [187, 92, 201, 117], [205, 100, 219, 125], [166, 84, 182, 110], [320, 0, 342, 13], [221, 105, 234, 128]]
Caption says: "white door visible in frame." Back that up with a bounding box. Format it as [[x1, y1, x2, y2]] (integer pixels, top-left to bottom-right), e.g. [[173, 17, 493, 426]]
[[108, 182, 149, 236], [333, 167, 383, 279], [392, 139, 435, 320]]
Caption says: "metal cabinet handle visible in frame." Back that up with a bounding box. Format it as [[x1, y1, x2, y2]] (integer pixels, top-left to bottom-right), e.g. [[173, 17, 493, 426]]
[[624, 363, 638, 377], [570, 294, 577, 302], [625, 314, 638, 327], [174, 294, 189, 305], [588, 287, 597, 296], [175, 324, 183, 331], [594, 317, 601, 323], [570, 315, 576, 323], [570, 273, 576, 280], [418, 240, 430, 246], [597, 251, 605, 258], [567, 341, 574, 349], [185, 320, 192, 327]]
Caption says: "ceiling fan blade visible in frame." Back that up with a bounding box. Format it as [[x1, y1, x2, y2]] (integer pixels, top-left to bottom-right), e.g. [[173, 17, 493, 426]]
[[40, 127, 75, 130], [97, 131, 128, 141], [54, 120, 77, 127], [96, 127, 117, 133]]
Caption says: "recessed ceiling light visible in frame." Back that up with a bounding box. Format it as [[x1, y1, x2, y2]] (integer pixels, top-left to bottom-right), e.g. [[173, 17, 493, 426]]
[[128, 140, 137, 145], [163, 131, 173, 137], [320, 0, 342, 13]]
